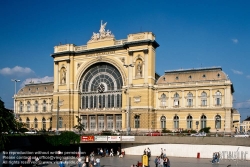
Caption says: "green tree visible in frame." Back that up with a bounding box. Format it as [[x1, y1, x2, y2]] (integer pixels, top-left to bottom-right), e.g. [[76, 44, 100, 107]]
[[73, 116, 85, 134], [0, 98, 18, 150]]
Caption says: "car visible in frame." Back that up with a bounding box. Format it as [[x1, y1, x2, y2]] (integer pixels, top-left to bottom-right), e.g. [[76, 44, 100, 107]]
[[24, 130, 37, 134], [190, 132, 206, 137], [146, 131, 161, 136], [112, 130, 121, 135], [233, 133, 249, 138]]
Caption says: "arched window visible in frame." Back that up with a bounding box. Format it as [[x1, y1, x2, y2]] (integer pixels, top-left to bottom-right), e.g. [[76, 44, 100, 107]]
[[160, 116, 166, 129], [35, 100, 38, 112], [19, 102, 23, 112], [187, 115, 193, 129], [134, 115, 140, 129], [174, 93, 179, 107], [201, 92, 207, 106], [215, 115, 221, 129], [27, 101, 31, 112], [200, 115, 207, 129], [34, 118, 38, 129], [59, 117, 63, 128], [215, 91, 222, 106], [43, 100, 47, 112], [81, 63, 123, 110], [160, 93, 167, 107], [42, 118, 46, 130], [173, 115, 179, 129], [26, 118, 30, 129], [187, 92, 193, 107]]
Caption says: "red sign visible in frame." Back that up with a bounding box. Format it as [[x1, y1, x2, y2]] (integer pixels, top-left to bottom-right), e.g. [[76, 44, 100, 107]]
[[81, 136, 94, 142]]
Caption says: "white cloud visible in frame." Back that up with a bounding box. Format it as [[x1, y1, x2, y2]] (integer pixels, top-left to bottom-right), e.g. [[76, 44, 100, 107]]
[[0, 66, 35, 76], [231, 38, 238, 44], [234, 99, 250, 109], [231, 69, 243, 75]]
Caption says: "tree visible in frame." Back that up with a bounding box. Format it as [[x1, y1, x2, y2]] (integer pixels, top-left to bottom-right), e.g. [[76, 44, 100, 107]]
[[0, 98, 18, 150], [73, 116, 85, 134]]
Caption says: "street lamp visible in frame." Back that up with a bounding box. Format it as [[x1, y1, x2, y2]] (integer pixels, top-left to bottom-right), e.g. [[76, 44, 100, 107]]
[[124, 63, 134, 135], [11, 79, 21, 117]]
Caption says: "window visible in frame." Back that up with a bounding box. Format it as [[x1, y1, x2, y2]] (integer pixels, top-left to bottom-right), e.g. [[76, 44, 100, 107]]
[[116, 115, 122, 130], [26, 118, 30, 129], [187, 115, 192, 129], [175, 76, 179, 80], [161, 116, 166, 129], [107, 115, 113, 130], [201, 92, 207, 106], [27, 101, 31, 112], [215, 91, 222, 106], [19, 102, 23, 112], [35, 101, 38, 112], [81, 116, 88, 130], [81, 63, 123, 110], [34, 118, 38, 129], [58, 117, 63, 128], [202, 74, 206, 78], [217, 73, 221, 78], [173, 115, 179, 129], [98, 116, 104, 131], [187, 92, 193, 107], [134, 115, 140, 129], [42, 118, 46, 130], [174, 93, 179, 107], [200, 115, 207, 129], [215, 115, 221, 129], [43, 100, 47, 112], [90, 116, 96, 130], [188, 75, 192, 79], [160, 93, 167, 107]]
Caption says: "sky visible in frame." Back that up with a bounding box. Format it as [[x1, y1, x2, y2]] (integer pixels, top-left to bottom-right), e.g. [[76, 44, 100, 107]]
[[0, 0, 250, 121]]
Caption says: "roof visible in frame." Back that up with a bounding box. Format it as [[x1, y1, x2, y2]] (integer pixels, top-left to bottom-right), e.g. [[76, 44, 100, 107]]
[[17, 82, 54, 95]]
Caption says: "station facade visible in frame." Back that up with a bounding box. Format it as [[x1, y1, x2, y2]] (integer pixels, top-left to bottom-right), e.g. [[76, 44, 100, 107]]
[[14, 21, 240, 133]]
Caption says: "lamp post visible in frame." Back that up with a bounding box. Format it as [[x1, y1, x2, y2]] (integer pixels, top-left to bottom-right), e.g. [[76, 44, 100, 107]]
[[11, 79, 21, 117], [124, 63, 134, 135]]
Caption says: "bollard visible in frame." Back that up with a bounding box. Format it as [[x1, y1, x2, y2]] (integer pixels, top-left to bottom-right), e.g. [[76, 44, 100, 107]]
[[197, 152, 200, 158]]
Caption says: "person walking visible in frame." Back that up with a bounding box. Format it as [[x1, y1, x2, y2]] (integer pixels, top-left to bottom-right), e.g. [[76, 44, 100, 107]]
[[154, 156, 159, 167], [85, 156, 89, 167], [95, 157, 101, 167], [59, 159, 65, 167], [166, 157, 170, 167], [77, 156, 82, 167]]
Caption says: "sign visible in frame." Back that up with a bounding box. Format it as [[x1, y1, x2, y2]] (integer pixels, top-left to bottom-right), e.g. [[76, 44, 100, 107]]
[[107, 136, 121, 141], [81, 136, 94, 142], [121, 136, 135, 141], [95, 136, 107, 141]]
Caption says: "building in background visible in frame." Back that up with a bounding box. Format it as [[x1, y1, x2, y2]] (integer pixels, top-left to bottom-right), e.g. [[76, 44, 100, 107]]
[[14, 21, 240, 133]]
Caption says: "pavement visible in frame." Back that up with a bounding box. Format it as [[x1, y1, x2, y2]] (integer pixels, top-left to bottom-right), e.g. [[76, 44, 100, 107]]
[[35, 155, 249, 167]]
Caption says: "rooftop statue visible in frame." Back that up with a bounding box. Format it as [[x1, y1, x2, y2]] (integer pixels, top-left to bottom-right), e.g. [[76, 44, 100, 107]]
[[89, 20, 114, 42]]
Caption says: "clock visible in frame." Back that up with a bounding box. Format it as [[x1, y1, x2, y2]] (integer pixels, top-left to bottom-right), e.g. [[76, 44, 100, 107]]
[[97, 83, 105, 93]]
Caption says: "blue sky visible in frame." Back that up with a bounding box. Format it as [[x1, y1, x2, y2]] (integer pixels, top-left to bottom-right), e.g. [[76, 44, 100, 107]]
[[0, 0, 249, 121]]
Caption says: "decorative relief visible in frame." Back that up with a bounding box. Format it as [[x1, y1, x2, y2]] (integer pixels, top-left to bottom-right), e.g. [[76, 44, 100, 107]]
[[133, 35, 145, 40], [136, 58, 143, 77], [60, 66, 66, 84], [89, 20, 115, 42], [134, 96, 141, 103]]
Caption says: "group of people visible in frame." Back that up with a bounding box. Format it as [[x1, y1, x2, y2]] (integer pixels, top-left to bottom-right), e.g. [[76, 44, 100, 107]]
[[76, 154, 101, 167], [97, 147, 124, 158], [211, 152, 220, 164], [154, 156, 170, 167]]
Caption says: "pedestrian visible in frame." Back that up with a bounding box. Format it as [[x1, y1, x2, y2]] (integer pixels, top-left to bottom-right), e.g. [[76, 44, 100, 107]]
[[166, 157, 170, 167], [59, 159, 65, 167], [100, 148, 104, 157], [85, 156, 89, 167], [95, 157, 100, 167], [154, 156, 158, 167], [34, 156, 40, 167], [77, 156, 82, 167], [110, 148, 114, 157]]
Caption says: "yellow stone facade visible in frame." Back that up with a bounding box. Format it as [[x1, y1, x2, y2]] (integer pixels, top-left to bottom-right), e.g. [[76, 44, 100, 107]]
[[14, 22, 240, 133]]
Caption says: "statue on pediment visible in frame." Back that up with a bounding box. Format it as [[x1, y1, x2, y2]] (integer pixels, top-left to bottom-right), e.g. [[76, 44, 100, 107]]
[[89, 20, 115, 42]]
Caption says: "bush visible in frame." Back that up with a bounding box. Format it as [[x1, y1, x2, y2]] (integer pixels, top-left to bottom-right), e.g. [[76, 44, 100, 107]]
[[199, 127, 211, 133], [162, 128, 172, 133]]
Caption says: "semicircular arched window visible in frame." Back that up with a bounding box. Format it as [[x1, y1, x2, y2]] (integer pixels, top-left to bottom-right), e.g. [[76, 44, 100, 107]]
[[160, 116, 166, 129], [81, 63, 123, 110]]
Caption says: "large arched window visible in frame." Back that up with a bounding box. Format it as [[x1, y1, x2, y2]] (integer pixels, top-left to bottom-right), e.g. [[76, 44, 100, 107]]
[[34, 118, 38, 129], [201, 92, 207, 106], [187, 115, 193, 129], [42, 118, 46, 130], [173, 115, 179, 129], [27, 101, 31, 112], [81, 63, 123, 110], [215, 91, 222, 106], [215, 115, 221, 129], [26, 118, 30, 129], [174, 93, 179, 107], [187, 92, 193, 107], [200, 115, 207, 129], [160, 93, 167, 107], [160, 116, 166, 129]]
